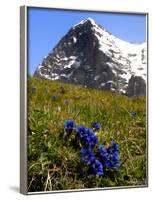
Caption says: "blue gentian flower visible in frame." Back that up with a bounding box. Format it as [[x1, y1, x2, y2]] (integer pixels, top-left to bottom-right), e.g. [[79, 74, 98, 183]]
[[64, 120, 75, 136], [106, 142, 120, 168], [97, 145, 109, 165], [77, 128, 98, 148], [63, 120, 120, 173], [108, 142, 119, 156], [110, 154, 120, 168], [64, 120, 75, 129], [85, 128, 99, 147], [76, 126, 87, 140], [92, 122, 102, 130], [106, 154, 120, 168], [91, 159, 104, 175], [86, 128, 94, 136], [81, 148, 95, 165]]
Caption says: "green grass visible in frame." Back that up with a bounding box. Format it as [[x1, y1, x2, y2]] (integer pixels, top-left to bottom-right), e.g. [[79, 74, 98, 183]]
[[27, 76, 147, 192]]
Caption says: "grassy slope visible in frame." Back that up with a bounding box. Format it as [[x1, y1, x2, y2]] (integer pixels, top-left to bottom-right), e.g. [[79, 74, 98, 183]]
[[27, 76, 147, 192]]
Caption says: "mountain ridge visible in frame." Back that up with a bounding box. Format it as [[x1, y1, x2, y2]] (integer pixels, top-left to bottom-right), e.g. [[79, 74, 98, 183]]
[[34, 18, 146, 96]]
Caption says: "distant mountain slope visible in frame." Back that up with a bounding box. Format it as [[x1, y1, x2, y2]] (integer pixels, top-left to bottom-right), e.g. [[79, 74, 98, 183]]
[[34, 18, 147, 96]]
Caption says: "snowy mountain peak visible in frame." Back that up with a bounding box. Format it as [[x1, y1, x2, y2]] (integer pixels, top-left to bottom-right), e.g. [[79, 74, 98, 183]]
[[73, 17, 97, 28], [86, 17, 96, 22], [34, 18, 147, 96]]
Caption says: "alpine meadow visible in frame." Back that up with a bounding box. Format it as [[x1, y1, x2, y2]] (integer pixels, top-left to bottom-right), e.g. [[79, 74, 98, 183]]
[[27, 11, 147, 193], [27, 77, 146, 192]]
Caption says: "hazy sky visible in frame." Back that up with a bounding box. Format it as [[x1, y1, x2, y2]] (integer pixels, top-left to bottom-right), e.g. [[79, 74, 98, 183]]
[[28, 7, 146, 75]]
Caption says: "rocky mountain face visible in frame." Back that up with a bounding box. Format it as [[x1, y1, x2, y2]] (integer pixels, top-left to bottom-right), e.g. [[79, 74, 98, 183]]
[[34, 18, 147, 96]]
